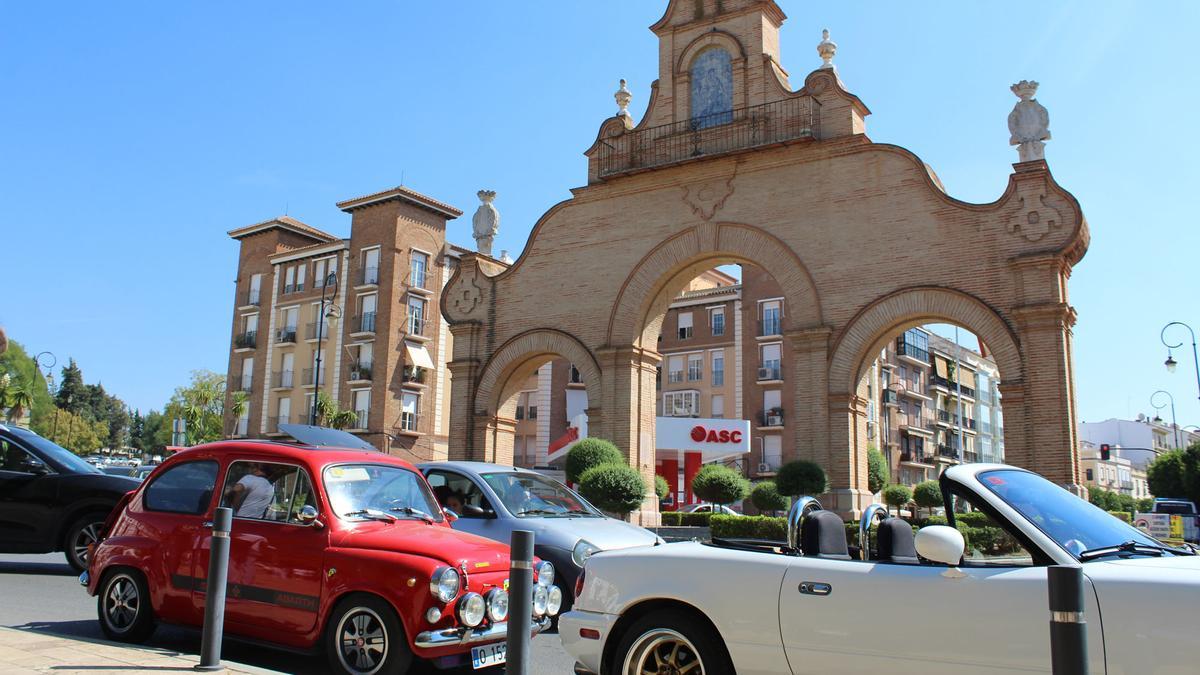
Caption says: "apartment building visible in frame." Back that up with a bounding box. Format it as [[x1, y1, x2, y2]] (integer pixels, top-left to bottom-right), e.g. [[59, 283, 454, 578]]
[[1079, 440, 1151, 499], [223, 186, 471, 461], [877, 327, 1006, 486], [1080, 416, 1200, 469]]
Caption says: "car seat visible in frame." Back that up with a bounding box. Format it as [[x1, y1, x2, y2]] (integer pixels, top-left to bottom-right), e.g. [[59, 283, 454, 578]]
[[800, 510, 851, 560], [876, 518, 919, 564]]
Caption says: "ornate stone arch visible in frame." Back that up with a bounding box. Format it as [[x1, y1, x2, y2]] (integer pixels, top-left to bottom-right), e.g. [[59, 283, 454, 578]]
[[675, 29, 747, 73], [607, 222, 824, 348], [474, 328, 602, 416], [828, 286, 1024, 395]]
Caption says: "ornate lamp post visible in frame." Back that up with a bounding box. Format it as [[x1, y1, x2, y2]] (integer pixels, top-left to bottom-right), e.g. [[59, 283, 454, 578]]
[[1162, 322, 1200, 403], [33, 351, 56, 395], [309, 273, 341, 425], [1150, 390, 1180, 450]]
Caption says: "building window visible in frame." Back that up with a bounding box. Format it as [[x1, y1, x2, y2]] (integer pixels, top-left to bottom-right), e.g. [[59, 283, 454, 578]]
[[710, 307, 725, 336], [240, 357, 254, 392], [667, 355, 685, 384], [411, 250, 429, 289], [711, 394, 725, 418], [314, 259, 327, 289], [663, 391, 700, 417], [248, 273, 262, 305], [362, 247, 380, 286], [294, 263, 306, 292], [528, 405, 538, 420], [763, 435, 783, 471], [687, 354, 703, 382], [569, 364, 583, 384], [711, 352, 724, 386], [356, 294, 377, 333], [407, 295, 427, 336], [400, 392, 420, 431], [759, 300, 782, 337], [690, 48, 733, 128], [759, 343, 781, 380], [283, 266, 296, 294], [677, 312, 693, 340], [351, 389, 370, 429]]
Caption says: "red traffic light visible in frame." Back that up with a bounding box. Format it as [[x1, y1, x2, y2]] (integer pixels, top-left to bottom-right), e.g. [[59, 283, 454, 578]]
[[1100, 443, 1111, 461]]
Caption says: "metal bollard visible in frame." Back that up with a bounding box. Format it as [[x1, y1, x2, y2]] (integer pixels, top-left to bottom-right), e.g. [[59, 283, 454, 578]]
[[1047, 565, 1088, 675], [506, 530, 534, 675], [195, 507, 233, 672]]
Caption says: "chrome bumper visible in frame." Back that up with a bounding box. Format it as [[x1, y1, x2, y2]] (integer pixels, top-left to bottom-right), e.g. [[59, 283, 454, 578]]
[[78, 571, 89, 588], [414, 616, 551, 649]]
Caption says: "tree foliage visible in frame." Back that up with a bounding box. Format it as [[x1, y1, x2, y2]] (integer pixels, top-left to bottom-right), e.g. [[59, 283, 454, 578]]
[[654, 475, 670, 500], [565, 438, 624, 484], [750, 481, 790, 514], [882, 484, 913, 515], [577, 464, 646, 516], [38, 407, 109, 453], [1146, 444, 1200, 505], [866, 445, 889, 494], [692, 464, 750, 506], [775, 460, 828, 497], [165, 370, 228, 445], [912, 480, 944, 516]]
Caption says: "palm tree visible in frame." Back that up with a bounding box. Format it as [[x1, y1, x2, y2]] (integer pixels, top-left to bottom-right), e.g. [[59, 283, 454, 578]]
[[314, 391, 357, 429], [227, 391, 248, 437], [6, 378, 35, 425]]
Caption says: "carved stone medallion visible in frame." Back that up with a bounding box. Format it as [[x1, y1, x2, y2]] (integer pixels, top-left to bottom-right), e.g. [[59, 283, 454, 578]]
[[682, 175, 735, 221]]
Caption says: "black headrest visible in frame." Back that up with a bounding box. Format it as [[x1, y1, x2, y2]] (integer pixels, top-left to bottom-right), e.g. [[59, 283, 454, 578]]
[[877, 518, 919, 564], [800, 510, 850, 560]]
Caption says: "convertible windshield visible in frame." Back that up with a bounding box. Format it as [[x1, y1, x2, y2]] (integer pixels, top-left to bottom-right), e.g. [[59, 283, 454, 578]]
[[323, 464, 443, 522], [481, 472, 599, 518], [979, 469, 1179, 560]]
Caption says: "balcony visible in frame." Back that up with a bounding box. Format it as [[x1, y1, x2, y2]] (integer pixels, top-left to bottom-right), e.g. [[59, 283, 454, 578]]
[[351, 410, 369, 430], [352, 312, 377, 335], [361, 266, 379, 286], [900, 451, 933, 465], [396, 412, 420, 434], [349, 361, 373, 382], [272, 370, 294, 389], [936, 410, 977, 430], [936, 445, 961, 461], [241, 290, 260, 307], [758, 318, 782, 338], [236, 374, 253, 392], [895, 339, 930, 365], [410, 268, 428, 291], [406, 313, 431, 338], [402, 365, 426, 385], [234, 331, 257, 350], [305, 322, 333, 341], [282, 283, 305, 295], [757, 362, 782, 382], [931, 375, 976, 399], [667, 371, 684, 384], [275, 327, 297, 344], [301, 368, 325, 386], [593, 96, 819, 180], [758, 409, 785, 428]]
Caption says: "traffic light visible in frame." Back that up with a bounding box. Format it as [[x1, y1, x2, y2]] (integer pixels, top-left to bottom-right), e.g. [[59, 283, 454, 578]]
[[1100, 443, 1111, 461]]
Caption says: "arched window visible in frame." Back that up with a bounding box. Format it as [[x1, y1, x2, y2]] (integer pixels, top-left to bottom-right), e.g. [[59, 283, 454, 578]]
[[690, 48, 733, 128]]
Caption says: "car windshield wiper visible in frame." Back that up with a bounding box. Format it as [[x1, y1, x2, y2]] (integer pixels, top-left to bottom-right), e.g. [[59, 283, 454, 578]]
[[516, 508, 563, 517], [343, 509, 396, 522], [1077, 539, 1185, 561], [387, 506, 434, 523]]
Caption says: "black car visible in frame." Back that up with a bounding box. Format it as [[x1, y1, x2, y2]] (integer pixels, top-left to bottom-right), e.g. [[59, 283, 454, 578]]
[[0, 424, 140, 570]]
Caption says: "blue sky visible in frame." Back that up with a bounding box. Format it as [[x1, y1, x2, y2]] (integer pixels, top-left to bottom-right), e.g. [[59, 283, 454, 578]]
[[2, 1, 1198, 430]]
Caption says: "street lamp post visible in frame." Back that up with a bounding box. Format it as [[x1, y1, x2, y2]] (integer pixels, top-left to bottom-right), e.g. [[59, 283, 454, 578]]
[[1162, 322, 1200, 403], [884, 381, 907, 472], [1150, 390, 1180, 450], [309, 273, 341, 425]]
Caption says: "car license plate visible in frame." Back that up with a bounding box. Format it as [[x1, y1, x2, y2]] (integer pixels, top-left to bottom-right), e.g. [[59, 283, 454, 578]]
[[471, 643, 506, 669]]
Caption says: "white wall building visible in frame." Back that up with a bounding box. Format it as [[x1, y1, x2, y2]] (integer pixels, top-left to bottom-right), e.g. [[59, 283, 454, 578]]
[[1080, 416, 1199, 470]]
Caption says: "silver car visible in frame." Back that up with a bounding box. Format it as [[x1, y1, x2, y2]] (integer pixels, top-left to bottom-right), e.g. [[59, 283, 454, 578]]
[[417, 461, 661, 615]]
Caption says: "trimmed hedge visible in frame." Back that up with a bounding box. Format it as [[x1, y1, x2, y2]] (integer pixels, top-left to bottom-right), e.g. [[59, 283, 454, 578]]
[[659, 511, 713, 527], [776, 460, 828, 497], [711, 514, 787, 541], [654, 475, 670, 500], [692, 464, 750, 505], [1107, 510, 1132, 523], [565, 438, 624, 484], [750, 481, 790, 514], [578, 463, 646, 515]]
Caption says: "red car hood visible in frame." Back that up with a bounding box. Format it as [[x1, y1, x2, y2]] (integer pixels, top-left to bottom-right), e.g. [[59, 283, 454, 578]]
[[332, 522, 512, 570]]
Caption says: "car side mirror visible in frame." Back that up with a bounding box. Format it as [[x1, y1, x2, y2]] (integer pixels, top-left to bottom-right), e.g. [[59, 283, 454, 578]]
[[23, 461, 50, 476], [462, 504, 492, 518], [915, 525, 965, 566], [443, 508, 459, 522], [297, 504, 324, 529]]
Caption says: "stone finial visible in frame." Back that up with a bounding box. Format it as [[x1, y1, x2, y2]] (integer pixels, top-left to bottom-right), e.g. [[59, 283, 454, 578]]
[[817, 29, 837, 69], [1007, 80, 1051, 162], [472, 190, 499, 257], [500, 250, 514, 264], [615, 79, 632, 118]]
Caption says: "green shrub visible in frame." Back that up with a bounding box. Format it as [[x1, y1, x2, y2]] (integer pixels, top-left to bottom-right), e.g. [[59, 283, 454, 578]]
[[955, 511, 992, 528], [659, 511, 712, 527], [912, 480, 943, 516], [654, 475, 670, 500], [1107, 510, 1132, 523], [924, 514, 949, 527], [578, 463, 646, 515], [710, 514, 787, 541], [881, 484, 912, 514], [565, 438, 624, 484], [1136, 498, 1155, 513], [750, 481, 790, 514], [776, 460, 828, 497], [692, 464, 750, 506], [867, 446, 889, 494]]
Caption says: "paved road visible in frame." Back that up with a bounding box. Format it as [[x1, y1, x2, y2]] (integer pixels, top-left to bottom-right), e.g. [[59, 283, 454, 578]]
[[0, 552, 576, 674]]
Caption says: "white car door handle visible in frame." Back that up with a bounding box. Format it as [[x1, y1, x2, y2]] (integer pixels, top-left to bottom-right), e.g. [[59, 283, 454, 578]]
[[798, 582, 832, 596]]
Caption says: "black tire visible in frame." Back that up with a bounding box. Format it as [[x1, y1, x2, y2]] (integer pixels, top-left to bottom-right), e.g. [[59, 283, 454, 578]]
[[64, 511, 108, 572], [325, 593, 413, 675], [609, 608, 734, 675], [97, 568, 156, 643]]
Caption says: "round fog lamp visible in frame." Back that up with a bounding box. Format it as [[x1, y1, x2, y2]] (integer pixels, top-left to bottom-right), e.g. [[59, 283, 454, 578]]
[[532, 584, 548, 617], [535, 560, 555, 587], [546, 585, 563, 616], [425, 606, 442, 624], [486, 588, 509, 622], [458, 592, 486, 628]]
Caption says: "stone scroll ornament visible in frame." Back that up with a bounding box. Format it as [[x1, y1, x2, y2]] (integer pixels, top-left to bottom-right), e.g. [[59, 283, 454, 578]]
[[1008, 80, 1050, 162], [472, 190, 499, 257]]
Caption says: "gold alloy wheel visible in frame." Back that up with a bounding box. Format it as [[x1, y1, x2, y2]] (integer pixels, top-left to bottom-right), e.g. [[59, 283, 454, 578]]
[[621, 628, 704, 675]]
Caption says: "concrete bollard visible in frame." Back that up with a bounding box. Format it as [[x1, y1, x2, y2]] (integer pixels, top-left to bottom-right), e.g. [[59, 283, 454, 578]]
[[195, 507, 233, 672], [506, 530, 534, 675], [1048, 565, 1088, 675]]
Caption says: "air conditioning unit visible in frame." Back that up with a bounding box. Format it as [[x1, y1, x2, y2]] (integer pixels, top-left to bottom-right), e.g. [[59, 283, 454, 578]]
[[867, 421, 877, 439], [758, 462, 773, 473], [766, 415, 783, 426], [757, 367, 772, 380]]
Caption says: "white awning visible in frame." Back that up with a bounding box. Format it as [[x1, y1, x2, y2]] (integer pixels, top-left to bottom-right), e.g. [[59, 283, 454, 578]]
[[405, 341, 435, 370]]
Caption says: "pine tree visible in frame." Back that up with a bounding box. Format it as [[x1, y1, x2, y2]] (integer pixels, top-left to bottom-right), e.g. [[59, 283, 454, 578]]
[[55, 359, 86, 413]]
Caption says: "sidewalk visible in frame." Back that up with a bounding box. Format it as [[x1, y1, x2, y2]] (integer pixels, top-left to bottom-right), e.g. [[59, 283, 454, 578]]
[[0, 627, 281, 674]]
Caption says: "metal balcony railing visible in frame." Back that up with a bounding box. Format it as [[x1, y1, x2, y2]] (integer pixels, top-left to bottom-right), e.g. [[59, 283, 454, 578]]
[[594, 96, 820, 179], [758, 362, 782, 381], [667, 371, 684, 384], [402, 366, 426, 385], [406, 313, 429, 337], [237, 374, 252, 392], [353, 312, 376, 334], [234, 331, 257, 349], [349, 361, 373, 382], [352, 410, 369, 429], [758, 318, 782, 337], [302, 368, 325, 386], [896, 339, 930, 363], [936, 410, 977, 430], [242, 290, 260, 307], [276, 327, 297, 344], [361, 266, 379, 286], [272, 370, 294, 389], [931, 375, 976, 398]]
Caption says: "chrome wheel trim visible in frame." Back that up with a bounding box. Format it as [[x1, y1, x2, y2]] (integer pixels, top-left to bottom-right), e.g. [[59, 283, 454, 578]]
[[622, 627, 704, 675], [72, 521, 102, 566], [335, 606, 388, 675], [102, 573, 140, 633]]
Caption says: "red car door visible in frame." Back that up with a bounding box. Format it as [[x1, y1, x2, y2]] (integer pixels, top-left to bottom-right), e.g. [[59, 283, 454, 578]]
[[192, 460, 325, 643]]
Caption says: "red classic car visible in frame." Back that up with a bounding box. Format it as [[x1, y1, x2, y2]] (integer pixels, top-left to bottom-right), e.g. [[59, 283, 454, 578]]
[[82, 435, 559, 674]]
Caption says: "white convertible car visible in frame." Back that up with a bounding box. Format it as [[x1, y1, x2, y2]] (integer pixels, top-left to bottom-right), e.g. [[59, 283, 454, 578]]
[[561, 464, 1200, 675]]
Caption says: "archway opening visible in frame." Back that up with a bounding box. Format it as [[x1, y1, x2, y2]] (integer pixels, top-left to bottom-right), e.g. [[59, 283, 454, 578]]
[[501, 357, 592, 471]]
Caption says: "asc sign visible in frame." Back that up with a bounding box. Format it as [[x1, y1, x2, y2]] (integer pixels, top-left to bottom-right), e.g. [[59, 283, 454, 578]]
[[656, 417, 752, 455]]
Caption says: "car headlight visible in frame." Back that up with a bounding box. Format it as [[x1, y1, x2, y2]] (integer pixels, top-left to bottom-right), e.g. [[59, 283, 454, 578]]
[[486, 588, 509, 622], [429, 566, 460, 603], [572, 539, 600, 567], [458, 592, 485, 628], [532, 584, 548, 617], [535, 560, 554, 587], [546, 584, 563, 616]]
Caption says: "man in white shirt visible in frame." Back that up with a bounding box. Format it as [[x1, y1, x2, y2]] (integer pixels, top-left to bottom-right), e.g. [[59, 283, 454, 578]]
[[226, 463, 274, 518]]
